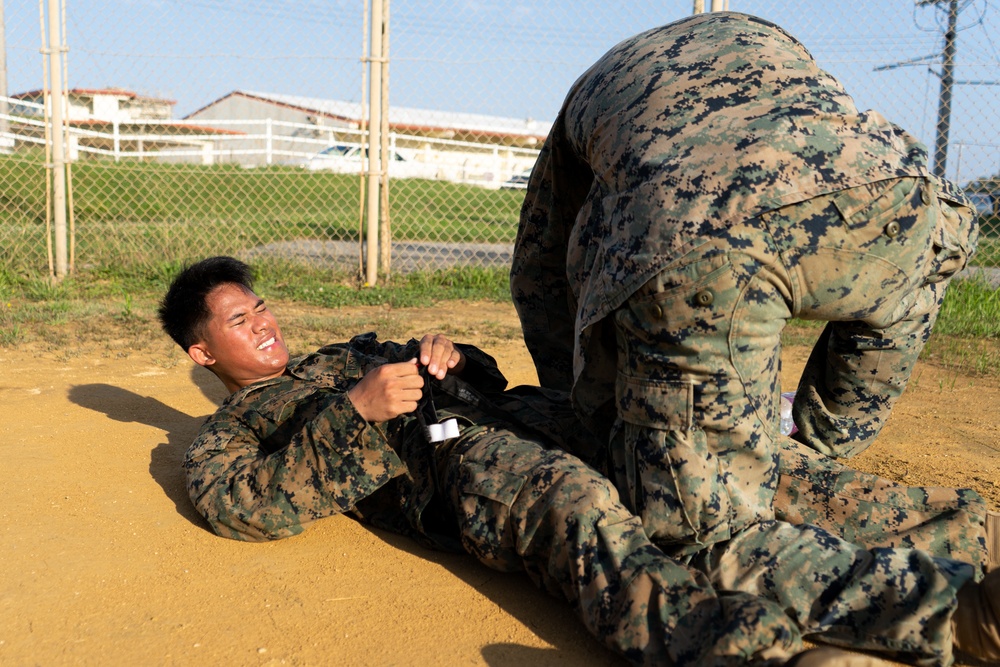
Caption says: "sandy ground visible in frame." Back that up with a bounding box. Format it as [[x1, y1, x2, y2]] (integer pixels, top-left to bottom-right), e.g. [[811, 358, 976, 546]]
[[2, 300, 998, 666]]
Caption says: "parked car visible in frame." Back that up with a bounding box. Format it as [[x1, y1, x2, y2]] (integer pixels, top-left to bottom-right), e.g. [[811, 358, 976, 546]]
[[306, 143, 437, 179], [500, 169, 532, 190]]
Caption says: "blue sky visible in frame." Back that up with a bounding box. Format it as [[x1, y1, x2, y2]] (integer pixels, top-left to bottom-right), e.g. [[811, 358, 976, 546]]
[[4, 0, 999, 181]]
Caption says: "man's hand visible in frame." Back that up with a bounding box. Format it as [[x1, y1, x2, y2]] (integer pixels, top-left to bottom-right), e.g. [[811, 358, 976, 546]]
[[347, 360, 424, 422], [347, 334, 466, 422], [418, 333, 466, 380]]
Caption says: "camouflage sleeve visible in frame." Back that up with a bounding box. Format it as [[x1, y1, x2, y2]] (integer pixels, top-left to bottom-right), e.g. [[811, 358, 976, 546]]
[[183, 392, 406, 542], [329, 332, 509, 392], [792, 280, 945, 458], [510, 110, 594, 392], [793, 179, 977, 459]]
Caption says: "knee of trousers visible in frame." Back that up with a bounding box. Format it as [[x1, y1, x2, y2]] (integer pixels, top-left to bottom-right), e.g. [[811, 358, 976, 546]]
[[447, 436, 634, 574]]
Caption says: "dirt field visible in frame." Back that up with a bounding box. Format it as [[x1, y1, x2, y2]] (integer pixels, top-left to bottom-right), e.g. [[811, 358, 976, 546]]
[[2, 299, 998, 666]]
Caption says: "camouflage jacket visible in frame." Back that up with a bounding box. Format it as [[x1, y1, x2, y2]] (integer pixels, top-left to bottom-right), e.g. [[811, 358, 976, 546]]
[[183, 332, 508, 543], [511, 12, 933, 393]]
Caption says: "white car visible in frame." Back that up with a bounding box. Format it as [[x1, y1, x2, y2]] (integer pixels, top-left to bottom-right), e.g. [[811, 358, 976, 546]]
[[500, 169, 532, 190], [306, 143, 437, 179]]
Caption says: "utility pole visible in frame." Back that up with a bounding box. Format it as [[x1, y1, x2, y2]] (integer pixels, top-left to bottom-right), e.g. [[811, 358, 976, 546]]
[[918, 0, 960, 178], [693, 0, 728, 12], [878, 2, 967, 179]]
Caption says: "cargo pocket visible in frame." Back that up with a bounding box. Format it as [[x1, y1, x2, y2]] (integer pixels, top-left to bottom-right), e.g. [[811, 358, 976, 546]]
[[455, 460, 526, 572], [615, 375, 733, 547], [833, 177, 918, 232]]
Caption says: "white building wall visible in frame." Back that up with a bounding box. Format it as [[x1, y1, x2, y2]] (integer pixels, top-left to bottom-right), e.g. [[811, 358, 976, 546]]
[[92, 95, 126, 122]]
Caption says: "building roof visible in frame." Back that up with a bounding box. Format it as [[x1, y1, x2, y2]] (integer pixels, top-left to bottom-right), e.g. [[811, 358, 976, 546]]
[[185, 90, 552, 144], [68, 119, 244, 135], [13, 88, 177, 105]]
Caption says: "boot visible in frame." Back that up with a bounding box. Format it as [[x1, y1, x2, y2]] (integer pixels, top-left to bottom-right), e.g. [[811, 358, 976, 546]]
[[952, 568, 1000, 662], [787, 646, 890, 666], [986, 510, 1000, 572]]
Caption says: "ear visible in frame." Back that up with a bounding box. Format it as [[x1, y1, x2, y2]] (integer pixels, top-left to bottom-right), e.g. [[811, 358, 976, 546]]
[[187, 342, 216, 368]]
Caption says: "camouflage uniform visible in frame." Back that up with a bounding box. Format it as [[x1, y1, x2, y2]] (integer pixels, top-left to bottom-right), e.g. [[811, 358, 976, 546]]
[[507, 13, 984, 664], [510, 13, 977, 554], [185, 333, 977, 666]]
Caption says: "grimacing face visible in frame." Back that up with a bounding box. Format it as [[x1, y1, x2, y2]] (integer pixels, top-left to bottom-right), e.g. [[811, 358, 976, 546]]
[[187, 283, 290, 393]]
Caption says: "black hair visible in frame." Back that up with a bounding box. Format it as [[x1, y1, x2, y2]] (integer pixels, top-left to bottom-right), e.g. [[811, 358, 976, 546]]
[[158, 256, 255, 351]]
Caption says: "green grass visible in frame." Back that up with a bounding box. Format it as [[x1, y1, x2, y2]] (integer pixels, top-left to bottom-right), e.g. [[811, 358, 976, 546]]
[[259, 260, 511, 307], [1, 258, 997, 374], [932, 275, 1000, 338], [974, 215, 1000, 267], [0, 152, 524, 274], [0, 260, 515, 362], [2, 150, 997, 373], [3, 150, 999, 277]]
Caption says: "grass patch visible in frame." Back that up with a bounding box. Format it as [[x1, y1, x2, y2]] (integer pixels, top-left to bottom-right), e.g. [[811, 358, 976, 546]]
[[1, 255, 997, 376], [933, 275, 1000, 339], [0, 260, 512, 356], [0, 153, 524, 274], [256, 260, 510, 308], [974, 215, 1000, 267], [3, 151, 998, 370]]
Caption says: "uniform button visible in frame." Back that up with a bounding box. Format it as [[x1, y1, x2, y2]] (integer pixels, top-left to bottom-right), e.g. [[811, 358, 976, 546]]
[[694, 289, 714, 306], [921, 184, 932, 205], [652, 303, 663, 319], [884, 221, 900, 238]]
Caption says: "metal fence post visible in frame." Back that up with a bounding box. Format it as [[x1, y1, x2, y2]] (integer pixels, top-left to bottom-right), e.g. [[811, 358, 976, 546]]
[[365, 0, 384, 286], [378, 0, 391, 277], [0, 0, 10, 154], [46, 0, 68, 278]]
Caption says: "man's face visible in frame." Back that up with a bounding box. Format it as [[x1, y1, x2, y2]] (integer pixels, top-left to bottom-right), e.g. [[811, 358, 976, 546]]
[[189, 283, 290, 392]]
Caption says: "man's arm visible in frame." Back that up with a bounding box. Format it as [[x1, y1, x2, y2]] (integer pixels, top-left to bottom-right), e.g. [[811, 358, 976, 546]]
[[510, 111, 594, 392], [184, 391, 405, 542], [793, 184, 977, 459], [792, 281, 945, 458]]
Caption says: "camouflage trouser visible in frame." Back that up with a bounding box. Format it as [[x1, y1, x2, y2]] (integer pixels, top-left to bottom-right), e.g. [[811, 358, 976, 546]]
[[688, 519, 975, 667], [607, 177, 971, 547], [497, 385, 991, 574], [434, 423, 976, 666], [436, 422, 802, 666], [774, 438, 990, 576]]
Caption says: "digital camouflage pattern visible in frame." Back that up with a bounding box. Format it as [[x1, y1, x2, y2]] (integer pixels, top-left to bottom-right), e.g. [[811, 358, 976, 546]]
[[509, 12, 977, 550], [185, 332, 507, 542], [773, 439, 990, 575], [184, 333, 985, 665]]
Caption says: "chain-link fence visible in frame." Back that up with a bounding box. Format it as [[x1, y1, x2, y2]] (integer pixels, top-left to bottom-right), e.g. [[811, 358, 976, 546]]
[[1, 1, 998, 290]]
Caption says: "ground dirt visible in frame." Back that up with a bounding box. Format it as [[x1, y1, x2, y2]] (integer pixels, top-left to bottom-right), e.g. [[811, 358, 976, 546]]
[[2, 300, 998, 666]]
